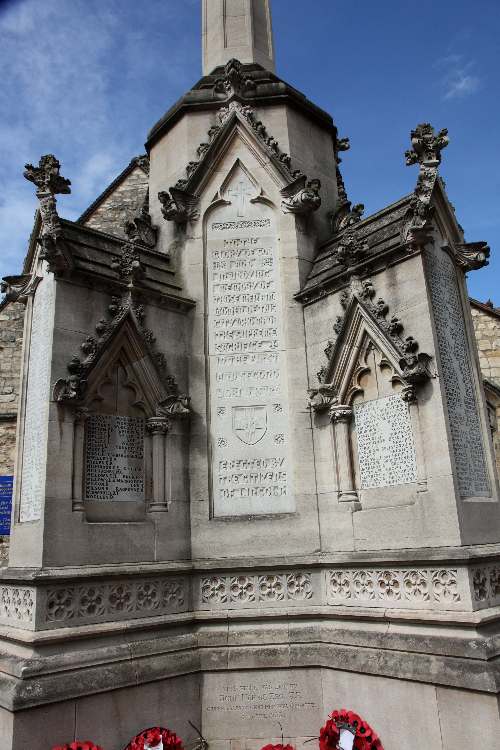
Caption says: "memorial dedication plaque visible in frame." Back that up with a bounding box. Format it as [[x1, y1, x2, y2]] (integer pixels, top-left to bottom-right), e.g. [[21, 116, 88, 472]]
[[207, 169, 293, 516], [20, 271, 55, 522], [85, 415, 145, 502]]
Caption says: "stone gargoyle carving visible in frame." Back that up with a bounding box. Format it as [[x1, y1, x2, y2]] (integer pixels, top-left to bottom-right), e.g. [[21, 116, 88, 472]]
[[281, 176, 322, 215], [158, 188, 200, 224]]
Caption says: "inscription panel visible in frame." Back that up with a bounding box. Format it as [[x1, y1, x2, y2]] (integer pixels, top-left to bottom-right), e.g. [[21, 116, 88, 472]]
[[355, 395, 417, 489], [20, 272, 55, 522], [426, 247, 490, 497], [85, 415, 145, 502], [207, 172, 293, 516], [203, 670, 321, 738]]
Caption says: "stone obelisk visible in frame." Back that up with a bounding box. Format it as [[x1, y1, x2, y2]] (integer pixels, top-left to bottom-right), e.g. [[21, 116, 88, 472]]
[[202, 0, 275, 74]]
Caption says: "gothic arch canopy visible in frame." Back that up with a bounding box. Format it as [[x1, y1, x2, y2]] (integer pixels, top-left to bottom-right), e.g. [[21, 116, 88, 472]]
[[310, 278, 432, 411], [53, 293, 189, 418], [158, 98, 322, 223]]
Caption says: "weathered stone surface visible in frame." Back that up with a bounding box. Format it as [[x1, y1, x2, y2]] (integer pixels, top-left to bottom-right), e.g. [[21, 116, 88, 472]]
[[80, 161, 149, 239], [202, 0, 275, 75]]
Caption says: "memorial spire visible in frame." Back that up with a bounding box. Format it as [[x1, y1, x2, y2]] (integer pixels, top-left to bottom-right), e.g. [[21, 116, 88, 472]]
[[202, 0, 275, 76]]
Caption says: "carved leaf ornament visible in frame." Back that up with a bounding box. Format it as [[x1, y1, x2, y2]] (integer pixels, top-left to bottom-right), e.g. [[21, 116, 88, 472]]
[[50, 714, 383, 750]]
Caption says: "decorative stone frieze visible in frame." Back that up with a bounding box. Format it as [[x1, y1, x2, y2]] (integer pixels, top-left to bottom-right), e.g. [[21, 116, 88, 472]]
[[198, 571, 315, 608], [470, 565, 500, 607], [327, 567, 463, 609], [403, 123, 449, 250], [42, 577, 187, 627], [281, 176, 322, 215], [24, 154, 72, 272], [0, 585, 36, 627]]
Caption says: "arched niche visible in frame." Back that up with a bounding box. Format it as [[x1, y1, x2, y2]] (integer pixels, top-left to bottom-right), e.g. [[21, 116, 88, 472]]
[[68, 312, 175, 523], [311, 284, 429, 510]]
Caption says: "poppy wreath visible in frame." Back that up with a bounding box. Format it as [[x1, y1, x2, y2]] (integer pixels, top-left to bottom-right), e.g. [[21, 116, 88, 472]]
[[320, 710, 383, 750], [124, 727, 185, 750], [260, 745, 295, 750], [52, 743, 103, 750]]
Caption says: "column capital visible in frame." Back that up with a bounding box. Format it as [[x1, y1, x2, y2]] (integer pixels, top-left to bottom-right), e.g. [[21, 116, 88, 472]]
[[329, 405, 353, 424], [75, 407, 90, 424], [146, 416, 170, 435]]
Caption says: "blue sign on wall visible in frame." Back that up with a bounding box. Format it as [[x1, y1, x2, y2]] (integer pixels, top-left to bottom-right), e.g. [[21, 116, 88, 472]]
[[0, 476, 13, 535]]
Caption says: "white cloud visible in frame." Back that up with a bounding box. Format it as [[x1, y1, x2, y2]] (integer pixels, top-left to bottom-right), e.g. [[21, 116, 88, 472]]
[[436, 53, 481, 101], [0, 0, 199, 277]]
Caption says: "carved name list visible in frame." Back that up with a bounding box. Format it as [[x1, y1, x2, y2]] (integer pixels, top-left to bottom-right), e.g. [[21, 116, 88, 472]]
[[85, 415, 145, 502], [426, 247, 490, 497], [354, 395, 417, 489], [20, 271, 55, 522], [207, 172, 293, 516]]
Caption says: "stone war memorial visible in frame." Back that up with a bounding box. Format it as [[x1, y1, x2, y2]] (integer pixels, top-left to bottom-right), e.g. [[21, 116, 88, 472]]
[[0, 1, 499, 749]]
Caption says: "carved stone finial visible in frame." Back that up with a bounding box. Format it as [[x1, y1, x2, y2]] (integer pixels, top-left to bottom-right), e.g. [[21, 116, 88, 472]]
[[281, 177, 322, 215], [158, 188, 200, 224], [214, 58, 255, 98], [403, 123, 449, 251], [24, 154, 72, 272], [334, 230, 369, 269], [405, 123, 449, 167], [24, 154, 71, 196], [111, 242, 145, 284]]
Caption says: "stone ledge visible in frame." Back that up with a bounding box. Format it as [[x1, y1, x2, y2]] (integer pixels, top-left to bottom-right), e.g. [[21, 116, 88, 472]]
[[1, 558, 500, 632], [0, 615, 499, 711]]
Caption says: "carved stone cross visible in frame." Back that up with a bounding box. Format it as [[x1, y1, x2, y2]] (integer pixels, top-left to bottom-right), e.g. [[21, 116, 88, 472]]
[[24, 154, 71, 198], [227, 180, 254, 217], [23, 154, 71, 270]]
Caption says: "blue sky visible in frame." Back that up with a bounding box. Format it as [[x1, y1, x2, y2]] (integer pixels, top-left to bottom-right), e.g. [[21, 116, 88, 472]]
[[0, 0, 498, 301]]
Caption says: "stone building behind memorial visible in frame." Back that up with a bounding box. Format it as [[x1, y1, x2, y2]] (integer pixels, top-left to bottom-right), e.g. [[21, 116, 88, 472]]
[[0, 2, 499, 749]]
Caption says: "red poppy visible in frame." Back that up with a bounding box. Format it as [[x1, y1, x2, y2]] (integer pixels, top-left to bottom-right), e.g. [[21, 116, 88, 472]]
[[260, 744, 295, 750], [321, 710, 384, 750], [52, 742, 103, 750]]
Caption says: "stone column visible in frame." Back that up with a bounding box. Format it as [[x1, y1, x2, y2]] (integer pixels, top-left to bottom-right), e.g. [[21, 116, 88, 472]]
[[401, 386, 428, 492], [330, 405, 359, 507], [146, 416, 170, 512], [72, 408, 88, 512]]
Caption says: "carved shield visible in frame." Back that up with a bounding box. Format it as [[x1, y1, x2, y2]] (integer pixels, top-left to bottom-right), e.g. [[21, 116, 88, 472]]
[[232, 405, 267, 445]]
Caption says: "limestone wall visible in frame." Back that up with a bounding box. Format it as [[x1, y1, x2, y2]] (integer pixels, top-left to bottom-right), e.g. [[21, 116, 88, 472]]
[[81, 163, 149, 239], [0, 300, 24, 562], [471, 300, 500, 475]]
